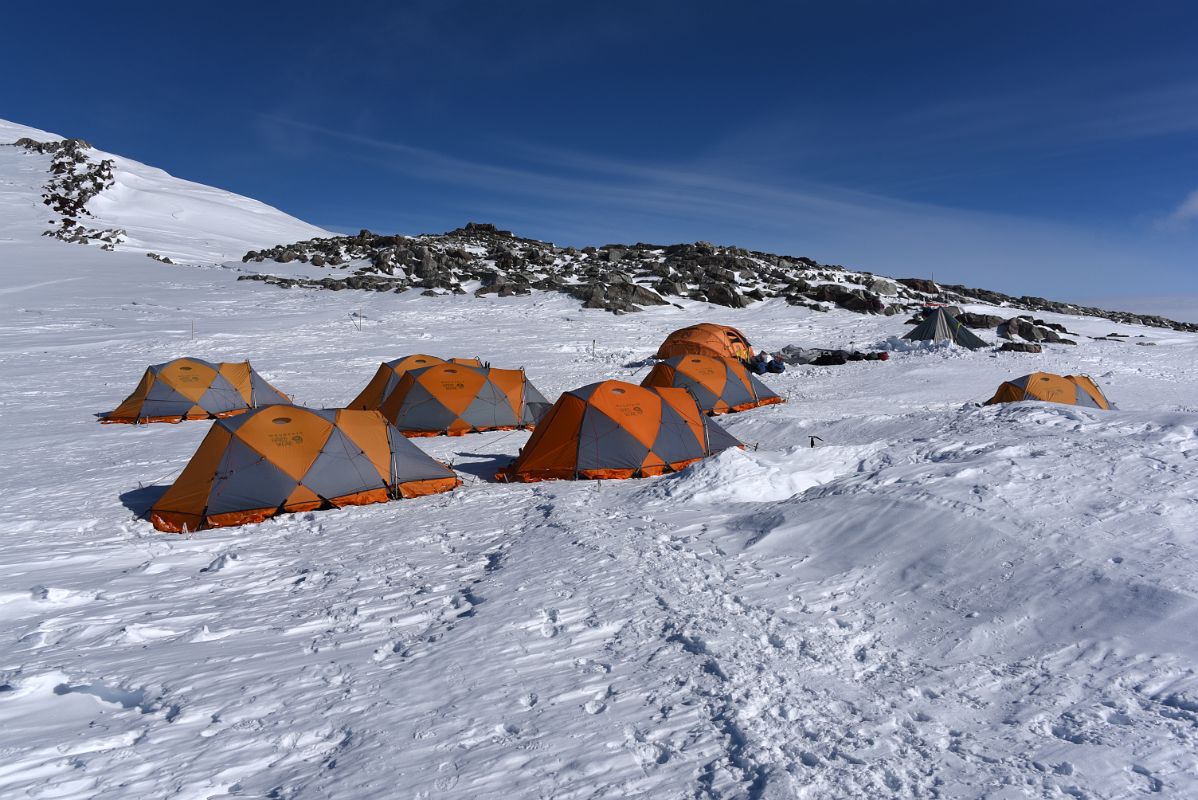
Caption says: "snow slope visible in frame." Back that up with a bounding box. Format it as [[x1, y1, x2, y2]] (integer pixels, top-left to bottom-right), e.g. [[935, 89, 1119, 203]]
[[0, 130, 1196, 799], [0, 118, 330, 263]]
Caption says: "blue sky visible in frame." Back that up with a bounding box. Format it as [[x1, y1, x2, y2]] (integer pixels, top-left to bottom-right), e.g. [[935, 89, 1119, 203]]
[[3, 1, 1197, 319]]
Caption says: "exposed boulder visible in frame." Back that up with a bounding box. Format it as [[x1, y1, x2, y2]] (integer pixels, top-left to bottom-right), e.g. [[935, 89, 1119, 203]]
[[956, 312, 1005, 329], [703, 281, 749, 308], [807, 283, 884, 313], [999, 342, 1042, 353], [897, 278, 939, 294], [998, 316, 1075, 344], [869, 278, 899, 296]]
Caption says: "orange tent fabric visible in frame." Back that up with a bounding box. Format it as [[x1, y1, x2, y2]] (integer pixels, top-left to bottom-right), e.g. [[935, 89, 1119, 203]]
[[655, 323, 753, 361], [150, 406, 460, 532], [347, 355, 446, 410], [496, 380, 741, 482], [985, 373, 1114, 409], [378, 363, 552, 437], [347, 355, 487, 410], [641, 354, 783, 415], [103, 358, 290, 424]]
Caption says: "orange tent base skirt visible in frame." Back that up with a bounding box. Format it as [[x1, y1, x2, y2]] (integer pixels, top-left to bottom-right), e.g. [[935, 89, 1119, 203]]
[[711, 396, 785, 416], [102, 409, 251, 425], [400, 424, 532, 438], [150, 477, 461, 532], [496, 457, 709, 484]]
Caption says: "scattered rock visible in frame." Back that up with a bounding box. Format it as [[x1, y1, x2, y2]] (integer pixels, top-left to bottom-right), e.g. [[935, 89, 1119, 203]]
[[956, 312, 1004, 329], [11, 137, 124, 249], [227, 222, 1198, 329], [999, 342, 1042, 353], [869, 278, 899, 296], [897, 278, 939, 294]]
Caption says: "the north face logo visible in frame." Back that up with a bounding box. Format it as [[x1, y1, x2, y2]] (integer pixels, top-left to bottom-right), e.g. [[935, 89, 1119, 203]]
[[270, 433, 303, 447]]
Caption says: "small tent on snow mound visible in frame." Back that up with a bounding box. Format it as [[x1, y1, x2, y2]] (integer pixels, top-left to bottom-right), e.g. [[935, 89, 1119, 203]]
[[103, 358, 290, 424], [641, 355, 783, 415], [985, 373, 1114, 409], [379, 362, 552, 437], [902, 308, 988, 350], [149, 406, 460, 532], [655, 323, 753, 361], [496, 380, 741, 482]]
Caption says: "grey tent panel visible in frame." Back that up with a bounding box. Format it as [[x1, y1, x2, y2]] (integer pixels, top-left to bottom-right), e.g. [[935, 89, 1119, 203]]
[[576, 408, 650, 471], [304, 408, 339, 425], [569, 383, 604, 404], [746, 371, 780, 402], [903, 308, 988, 349], [302, 429, 387, 500], [715, 364, 757, 408], [196, 373, 250, 415], [150, 357, 218, 375], [381, 372, 403, 402], [461, 380, 520, 429], [386, 425, 459, 482], [390, 381, 459, 432], [249, 371, 290, 406], [1008, 375, 1033, 392], [703, 416, 742, 454], [523, 382, 553, 425], [649, 400, 706, 465], [138, 380, 202, 419], [1073, 385, 1103, 409], [688, 381, 723, 412], [205, 437, 299, 515]]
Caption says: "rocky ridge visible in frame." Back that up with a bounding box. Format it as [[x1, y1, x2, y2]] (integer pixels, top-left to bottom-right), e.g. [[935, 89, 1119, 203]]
[[238, 223, 911, 315], [7, 137, 126, 250], [237, 223, 1198, 331]]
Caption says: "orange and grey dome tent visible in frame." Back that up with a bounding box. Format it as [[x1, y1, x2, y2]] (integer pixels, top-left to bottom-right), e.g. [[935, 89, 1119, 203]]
[[347, 355, 445, 410], [985, 373, 1115, 409], [496, 380, 741, 482], [379, 362, 552, 437], [149, 406, 460, 532], [655, 323, 753, 361], [103, 358, 290, 424], [347, 355, 487, 410], [642, 354, 783, 415]]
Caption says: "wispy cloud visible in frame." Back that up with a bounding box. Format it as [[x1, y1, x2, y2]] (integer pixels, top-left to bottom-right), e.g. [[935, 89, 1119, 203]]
[[256, 115, 1194, 303], [1158, 188, 1198, 230]]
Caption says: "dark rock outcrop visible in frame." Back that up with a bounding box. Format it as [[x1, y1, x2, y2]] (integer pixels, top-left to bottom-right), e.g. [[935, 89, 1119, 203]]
[[229, 222, 1198, 329], [9, 137, 124, 250], [956, 312, 1005, 329], [897, 278, 939, 294]]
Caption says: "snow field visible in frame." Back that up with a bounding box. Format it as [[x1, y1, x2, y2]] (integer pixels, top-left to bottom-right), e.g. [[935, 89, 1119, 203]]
[[1, 119, 1197, 798]]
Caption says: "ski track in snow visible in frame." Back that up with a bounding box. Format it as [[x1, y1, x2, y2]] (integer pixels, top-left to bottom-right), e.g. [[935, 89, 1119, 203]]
[[1, 122, 1197, 799]]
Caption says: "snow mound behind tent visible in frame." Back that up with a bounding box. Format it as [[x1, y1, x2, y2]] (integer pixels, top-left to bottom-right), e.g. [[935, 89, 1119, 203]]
[[640, 444, 881, 504], [877, 334, 986, 353]]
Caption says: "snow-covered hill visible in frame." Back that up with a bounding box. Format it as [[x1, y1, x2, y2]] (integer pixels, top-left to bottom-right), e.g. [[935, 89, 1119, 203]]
[[0, 120, 1196, 799], [0, 118, 330, 264]]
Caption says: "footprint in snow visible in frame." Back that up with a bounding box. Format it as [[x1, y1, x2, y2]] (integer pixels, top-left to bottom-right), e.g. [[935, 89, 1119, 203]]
[[537, 608, 560, 638]]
